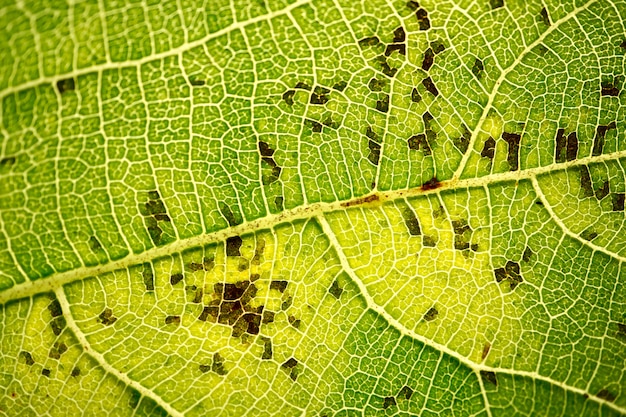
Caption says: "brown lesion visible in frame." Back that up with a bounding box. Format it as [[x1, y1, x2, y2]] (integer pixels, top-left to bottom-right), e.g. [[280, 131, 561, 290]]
[[494, 261, 523, 290]]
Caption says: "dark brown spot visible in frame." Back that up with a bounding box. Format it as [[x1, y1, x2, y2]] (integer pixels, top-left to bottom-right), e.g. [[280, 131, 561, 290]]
[[288, 315, 301, 329], [423, 235, 437, 247], [329, 279, 343, 299], [402, 206, 422, 236], [580, 228, 598, 241], [48, 342, 68, 360], [48, 299, 62, 317], [472, 58, 484, 79], [282, 90, 295, 105], [310, 86, 330, 105], [454, 124, 471, 153], [482, 343, 491, 360], [489, 0, 504, 9], [56, 78, 75, 94], [306, 119, 323, 133], [212, 352, 228, 375], [612, 193, 625, 211], [420, 177, 441, 191], [423, 307, 438, 321], [422, 48, 434, 71], [376, 94, 389, 113], [430, 40, 446, 54], [358, 37, 380, 47], [142, 264, 154, 291], [480, 370, 497, 386], [281, 358, 300, 381], [620, 40, 626, 50], [71, 367, 81, 377], [380, 58, 398, 78], [19, 351, 35, 366], [406, 0, 419, 10], [226, 236, 242, 257], [382, 396, 397, 409], [190, 79, 205, 86], [408, 134, 432, 155], [555, 128, 566, 163], [595, 181, 609, 201], [333, 81, 347, 91], [0, 156, 16, 167], [539, 7, 550, 26], [399, 385, 414, 400], [89, 236, 102, 251], [165, 315, 181, 325], [258, 141, 275, 157], [368, 78, 386, 92], [170, 273, 183, 285], [617, 322, 626, 338], [452, 219, 470, 235], [502, 132, 520, 171], [411, 88, 422, 103], [494, 261, 523, 290], [601, 81, 620, 96], [522, 246, 534, 262], [416, 8, 430, 30], [393, 27, 406, 43], [481, 137, 495, 159], [566, 132, 578, 161], [592, 122, 616, 156], [42, 369, 51, 377], [275, 196, 284, 211], [270, 280, 288, 292], [197, 306, 212, 322], [199, 364, 211, 373], [50, 316, 66, 336], [295, 82, 311, 90], [262, 310, 275, 324], [261, 336, 272, 359], [384, 44, 406, 56], [219, 202, 242, 226], [597, 389, 616, 402], [368, 140, 381, 165], [579, 166, 594, 198], [98, 308, 117, 326], [422, 77, 438, 97]]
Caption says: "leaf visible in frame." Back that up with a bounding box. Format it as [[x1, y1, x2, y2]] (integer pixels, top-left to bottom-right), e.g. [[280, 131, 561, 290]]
[[0, 0, 625, 415]]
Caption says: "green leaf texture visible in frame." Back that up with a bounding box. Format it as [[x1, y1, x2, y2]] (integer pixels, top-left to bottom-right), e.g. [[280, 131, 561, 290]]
[[1, 0, 625, 415]]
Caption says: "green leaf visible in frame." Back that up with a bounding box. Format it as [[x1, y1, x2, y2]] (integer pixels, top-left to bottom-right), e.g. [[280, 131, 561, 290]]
[[1, 0, 625, 415]]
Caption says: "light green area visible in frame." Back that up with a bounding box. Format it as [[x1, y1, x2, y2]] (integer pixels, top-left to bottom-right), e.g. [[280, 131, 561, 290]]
[[1, 0, 626, 415]]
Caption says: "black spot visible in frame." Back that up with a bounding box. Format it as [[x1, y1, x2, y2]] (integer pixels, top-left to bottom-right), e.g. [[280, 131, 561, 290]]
[[212, 352, 228, 375], [406, 0, 420, 10], [592, 122, 616, 156], [580, 228, 598, 241], [142, 264, 154, 291], [310, 86, 330, 105], [144, 199, 166, 216], [42, 369, 51, 377], [430, 40, 446, 54], [454, 125, 471, 153], [612, 193, 625, 211], [48, 342, 67, 360], [472, 58, 484, 79], [411, 88, 422, 103], [262, 310, 275, 324], [415, 8, 430, 30], [481, 137, 496, 159], [579, 166, 594, 197], [146, 219, 163, 245], [422, 48, 434, 71], [480, 370, 497, 386], [452, 219, 470, 235], [71, 367, 81, 377], [522, 246, 534, 262], [617, 322, 626, 338], [189, 78, 205, 86], [261, 336, 273, 360], [423, 307, 438, 321], [595, 181, 609, 201], [494, 261, 523, 290], [270, 280, 288, 292], [423, 235, 437, 247], [219, 202, 242, 227], [597, 389, 616, 402], [262, 157, 282, 185], [282, 90, 295, 106], [368, 140, 381, 165], [502, 132, 520, 171], [333, 81, 347, 91], [384, 44, 406, 56], [281, 358, 300, 381], [376, 95, 389, 113], [56, 78, 75, 94], [48, 299, 62, 318], [422, 111, 433, 126], [275, 196, 284, 211], [0, 156, 16, 166], [393, 27, 406, 43], [329, 279, 343, 299], [281, 296, 293, 310], [407, 134, 431, 155], [566, 132, 578, 161], [306, 119, 323, 133], [601, 81, 620, 97], [358, 36, 380, 47], [170, 273, 183, 286], [489, 0, 504, 9], [366, 126, 378, 140], [401, 206, 421, 236], [555, 128, 566, 163], [98, 308, 117, 326], [399, 385, 413, 400], [422, 77, 438, 97], [233, 312, 262, 336], [88, 236, 102, 252], [382, 396, 397, 409], [380, 59, 398, 78], [199, 364, 211, 373], [197, 306, 211, 322], [539, 7, 550, 26], [217, 281, 249, 300], [620, 40, 626, 50], [295, 81, 311, 90], [226, 236, 243, 257], [50, 316, 66, 336], [368, 78, 386, 92], [19, 351, 35, 366], [165, 315, 181, 325]]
